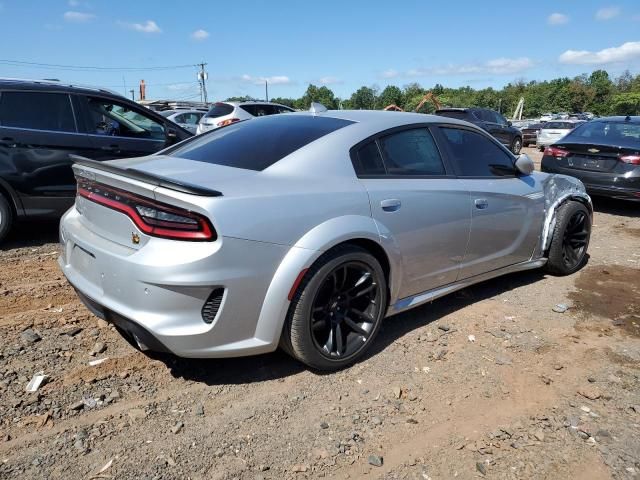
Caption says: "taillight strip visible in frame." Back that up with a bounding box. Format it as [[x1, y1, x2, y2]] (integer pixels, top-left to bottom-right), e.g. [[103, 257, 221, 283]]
[[76, 180, 216, 241]]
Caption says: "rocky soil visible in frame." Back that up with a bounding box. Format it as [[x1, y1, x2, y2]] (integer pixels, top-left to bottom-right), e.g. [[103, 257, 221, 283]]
[[0, 148, 639, 479]]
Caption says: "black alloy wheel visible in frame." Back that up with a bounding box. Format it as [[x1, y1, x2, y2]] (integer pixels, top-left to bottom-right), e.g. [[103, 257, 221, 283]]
[[561, 210, 589, 270], [310, 261, 382, 359]]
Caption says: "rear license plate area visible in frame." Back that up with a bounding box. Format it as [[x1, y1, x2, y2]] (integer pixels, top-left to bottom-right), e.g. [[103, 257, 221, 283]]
[[70, 244, 102, 289], [567, 156, 612, 171]]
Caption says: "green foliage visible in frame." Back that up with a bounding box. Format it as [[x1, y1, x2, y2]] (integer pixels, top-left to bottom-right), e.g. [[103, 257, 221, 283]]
[[226, 69, 639, 117]]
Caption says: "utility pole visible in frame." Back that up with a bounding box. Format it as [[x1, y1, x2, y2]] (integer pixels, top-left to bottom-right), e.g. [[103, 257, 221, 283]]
[[265, 80, 269, 102], [129, 89, 135, 101], [197, 62, 208, 104]]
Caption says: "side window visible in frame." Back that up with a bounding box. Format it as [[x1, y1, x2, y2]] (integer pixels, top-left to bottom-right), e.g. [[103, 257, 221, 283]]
[[240, 104, 273, 117], [440, 127, 515, 177], [0, 91, 76, 132], [85, 98, 165, 140], [378, 128, 446, 176], [173, 113, 186, 123], [275, 105, 294, 114], [478, 110, 495, 123], [352, 141, 386, 176]]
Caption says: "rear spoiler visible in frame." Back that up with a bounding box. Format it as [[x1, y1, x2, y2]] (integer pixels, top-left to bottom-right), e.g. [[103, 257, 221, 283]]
[[70, 156, 222, 197]]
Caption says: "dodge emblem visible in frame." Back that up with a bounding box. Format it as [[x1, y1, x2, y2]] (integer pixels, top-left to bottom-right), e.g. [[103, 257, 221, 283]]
[[132, 232, 140, 245]]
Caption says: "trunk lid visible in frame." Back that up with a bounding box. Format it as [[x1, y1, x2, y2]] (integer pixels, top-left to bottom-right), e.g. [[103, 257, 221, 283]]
[[552, 142, 636, 173]]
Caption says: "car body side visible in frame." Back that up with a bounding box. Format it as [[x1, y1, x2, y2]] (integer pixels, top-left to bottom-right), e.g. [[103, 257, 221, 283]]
[[59, 111, 590, 358]]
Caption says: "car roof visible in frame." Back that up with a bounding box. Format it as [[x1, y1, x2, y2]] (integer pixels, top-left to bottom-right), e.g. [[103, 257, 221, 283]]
[[0, 77, 123, 98], [591, 116, 640, 123], [222, 100, 293, 108]]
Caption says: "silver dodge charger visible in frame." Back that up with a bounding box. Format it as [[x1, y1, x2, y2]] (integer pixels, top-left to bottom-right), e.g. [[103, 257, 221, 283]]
[[59, 107, 592, 370]]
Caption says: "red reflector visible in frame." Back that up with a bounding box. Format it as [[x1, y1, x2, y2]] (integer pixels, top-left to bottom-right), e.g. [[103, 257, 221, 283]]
[[620, 154, 640, 165], [544, 146, 569, 158], [76, 178, 216, 241], [217, 118, 240, 127], [288, 268, 309, 301]]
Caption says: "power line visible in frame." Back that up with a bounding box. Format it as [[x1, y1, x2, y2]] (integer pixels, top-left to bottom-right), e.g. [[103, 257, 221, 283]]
[[0, 59, 197, 72]]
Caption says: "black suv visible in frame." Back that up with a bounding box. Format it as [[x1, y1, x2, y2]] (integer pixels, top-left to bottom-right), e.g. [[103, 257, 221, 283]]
[[0, 79, 193, 242], [435, 108, 523, 155]]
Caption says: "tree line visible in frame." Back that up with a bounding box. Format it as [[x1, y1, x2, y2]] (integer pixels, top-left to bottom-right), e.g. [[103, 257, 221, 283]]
[[226, 69, 640, 118]]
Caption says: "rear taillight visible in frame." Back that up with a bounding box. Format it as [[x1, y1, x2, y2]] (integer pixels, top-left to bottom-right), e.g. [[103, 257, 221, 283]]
[[544, 146, 569, 158], [217, 118, 240, 127], [76, 178, 216, 241], [619, 154, 640, 165]]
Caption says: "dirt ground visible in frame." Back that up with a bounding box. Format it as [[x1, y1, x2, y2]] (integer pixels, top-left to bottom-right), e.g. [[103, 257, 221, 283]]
[[1, 147, 639, 480]]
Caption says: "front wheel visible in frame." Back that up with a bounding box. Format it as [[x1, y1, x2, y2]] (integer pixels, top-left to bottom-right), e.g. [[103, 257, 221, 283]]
[[545, 201, 591, 275], [282, 245, 388, 371], [0, 194, 13, 244], [510, 137, 522, 155]]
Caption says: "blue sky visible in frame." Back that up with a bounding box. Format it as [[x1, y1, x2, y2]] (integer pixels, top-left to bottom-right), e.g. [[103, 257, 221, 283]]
[[1, 0, 639, 101]]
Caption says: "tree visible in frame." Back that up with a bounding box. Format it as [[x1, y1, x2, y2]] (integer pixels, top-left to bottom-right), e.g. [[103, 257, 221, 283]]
[[611, 93, 640, 115], [270, 97, 296, 108], [297, 84, 339, 110], [588, 70, 614, 115], [350, 86, 377, 110], [378, 85, 403, 109]]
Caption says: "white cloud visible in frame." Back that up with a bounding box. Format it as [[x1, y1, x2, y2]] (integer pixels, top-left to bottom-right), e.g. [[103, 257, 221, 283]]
[[241, 74, 291, 85], [68, 0, 80, 5], [547, 13, 569, 25], [407, 57, 534, 77], [63, 11, 95, 22], [559, 41, 640, 65], [191, 29, 209, 41], [595, 6, 621, 20], [380, 69, 399, 79], [317, 76, 342, 85], [118, 20, 162, 34]]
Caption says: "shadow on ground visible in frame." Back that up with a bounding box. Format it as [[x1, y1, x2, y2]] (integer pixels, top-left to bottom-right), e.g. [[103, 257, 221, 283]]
[[159, 269, 547, 386], [1, 220, 59, 250], [592, 196, 639, 218]]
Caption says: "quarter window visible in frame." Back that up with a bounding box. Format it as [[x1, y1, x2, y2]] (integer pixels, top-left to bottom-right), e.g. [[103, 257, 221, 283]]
[[378, 128, 446, 176], [353, 141, 385, 175], [0, 91, 76, 132], [440, 127, 515, 177]]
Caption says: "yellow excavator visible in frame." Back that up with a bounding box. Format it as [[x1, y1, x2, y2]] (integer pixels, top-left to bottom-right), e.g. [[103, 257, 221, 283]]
[[383, 91, 442, 112]]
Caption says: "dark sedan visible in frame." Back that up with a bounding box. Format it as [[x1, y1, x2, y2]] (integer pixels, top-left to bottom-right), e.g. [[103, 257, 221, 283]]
[[521, 122, 546, 147], [541, 116, 640, 201]]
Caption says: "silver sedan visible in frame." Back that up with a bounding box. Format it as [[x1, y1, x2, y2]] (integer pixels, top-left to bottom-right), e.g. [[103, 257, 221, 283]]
[[59, 108, 592, 370]]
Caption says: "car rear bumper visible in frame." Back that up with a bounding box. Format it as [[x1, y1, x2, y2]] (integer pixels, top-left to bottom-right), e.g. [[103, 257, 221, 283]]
[[59, 207, 293, 357], [541, 160, 640, 201]]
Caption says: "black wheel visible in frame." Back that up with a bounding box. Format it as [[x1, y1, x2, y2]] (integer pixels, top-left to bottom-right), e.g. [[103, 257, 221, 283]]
[[0, 194, 12, 244], [545, 201, 591, 275], [282, 245, 388, 371], [511, 137, 522, 155]]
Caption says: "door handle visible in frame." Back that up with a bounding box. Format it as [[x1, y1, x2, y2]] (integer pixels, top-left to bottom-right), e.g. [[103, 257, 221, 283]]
[[380, 198, 401, 212], [474, 198, 489, 209]]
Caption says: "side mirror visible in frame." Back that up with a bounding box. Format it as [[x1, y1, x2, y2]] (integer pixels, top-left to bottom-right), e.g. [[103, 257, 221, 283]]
[[507, 120, 512, 126], [165, 127, 179, 146], [515, 153, 534, 175]]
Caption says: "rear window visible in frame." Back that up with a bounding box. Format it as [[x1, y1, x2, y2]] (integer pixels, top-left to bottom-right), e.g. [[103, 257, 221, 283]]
[[565, 121, 640, 148], [168, 115, 354, 171], [205, 103, 234, 118], [436, 111, 468, 120], [0, 91, 76, 132], [544, 121, 576, 129]]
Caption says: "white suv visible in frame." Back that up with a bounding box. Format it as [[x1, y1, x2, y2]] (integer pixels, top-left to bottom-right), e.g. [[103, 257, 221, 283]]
[[196, 101, 295, 134]]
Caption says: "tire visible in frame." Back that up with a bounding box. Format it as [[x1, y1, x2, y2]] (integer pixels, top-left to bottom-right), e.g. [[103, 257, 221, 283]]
[[510, 136, 522, 155], [282, 245, 388, 371], [0, 194, 13, 244], [545, 201, 591, 276]]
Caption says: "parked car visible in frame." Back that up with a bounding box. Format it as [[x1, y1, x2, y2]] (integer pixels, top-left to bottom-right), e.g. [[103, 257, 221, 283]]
[[541, 116, 640, 201], [521, 122, 546, 147], [160, 109, 206, 134], [0, 79, 192, 242], [59, 108, 592, 370], [435, 107, 523, 154], [540, 113, 555, 122], [537, 120, 585, 150], [196, 101, 295, 134]]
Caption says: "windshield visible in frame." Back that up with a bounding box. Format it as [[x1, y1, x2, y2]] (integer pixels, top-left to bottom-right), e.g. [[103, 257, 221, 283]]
[[565, 121, 640, 147]]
